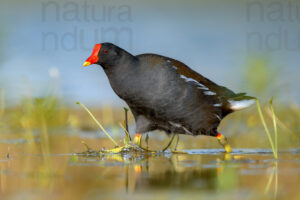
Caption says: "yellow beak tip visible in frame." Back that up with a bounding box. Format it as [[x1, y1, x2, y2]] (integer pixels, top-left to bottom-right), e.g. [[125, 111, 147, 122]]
[[83, 61, 91, 67]]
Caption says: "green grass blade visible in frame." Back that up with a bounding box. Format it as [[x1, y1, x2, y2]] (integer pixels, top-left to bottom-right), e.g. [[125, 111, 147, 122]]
[[81, 141, 92, 151], [269, 99, 278, 158], [264, 167, 275, 194], [256, 100, 277, 159], [76, 102, 118, 146], [119, 122, 130, 145]]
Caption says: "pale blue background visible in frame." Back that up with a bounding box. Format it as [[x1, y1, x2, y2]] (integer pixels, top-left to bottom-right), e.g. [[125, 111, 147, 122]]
[[0, 0, 299, 107]]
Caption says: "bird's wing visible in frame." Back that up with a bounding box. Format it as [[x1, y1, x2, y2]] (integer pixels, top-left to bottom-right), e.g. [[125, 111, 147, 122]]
[[165, 57, 257, 110], [137, 54, 255, 112], [167, 58, 235, 97]]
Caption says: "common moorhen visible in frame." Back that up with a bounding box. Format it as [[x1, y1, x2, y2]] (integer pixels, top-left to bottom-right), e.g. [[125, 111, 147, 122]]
[[83, 43, 255, 153]]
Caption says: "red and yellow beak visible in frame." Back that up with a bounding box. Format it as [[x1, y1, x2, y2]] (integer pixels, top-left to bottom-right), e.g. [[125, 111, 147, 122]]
[[83, 44, 102, 67]]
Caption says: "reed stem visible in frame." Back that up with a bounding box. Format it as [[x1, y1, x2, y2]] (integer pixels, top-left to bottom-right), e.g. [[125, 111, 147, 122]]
[[269, 99, 278, 157], [256, 100, 277, 159], [76, 102, 118, 146]]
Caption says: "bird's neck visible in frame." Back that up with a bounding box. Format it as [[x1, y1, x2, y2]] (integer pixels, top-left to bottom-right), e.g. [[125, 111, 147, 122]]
[[102, 52, 139, 99], [103, 51, 137, 74]]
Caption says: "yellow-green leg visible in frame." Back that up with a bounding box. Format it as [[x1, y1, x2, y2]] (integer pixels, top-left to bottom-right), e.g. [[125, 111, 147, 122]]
[[133, 133, 142, 146], [174, 134, 179, 151], [163, 133, 176, 151], [217, 133, 232, 153]]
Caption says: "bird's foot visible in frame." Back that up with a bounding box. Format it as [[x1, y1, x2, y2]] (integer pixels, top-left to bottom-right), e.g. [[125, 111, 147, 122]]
[[223, 144, 232, 153]]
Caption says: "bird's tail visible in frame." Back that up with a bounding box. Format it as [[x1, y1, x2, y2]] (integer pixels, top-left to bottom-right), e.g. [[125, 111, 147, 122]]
[[228, 93, 256, 111]]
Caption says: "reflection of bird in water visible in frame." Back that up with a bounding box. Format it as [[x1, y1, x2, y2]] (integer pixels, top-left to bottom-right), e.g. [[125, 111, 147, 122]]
[[133, 155, 218, 191], [83, 43, 255, 153]]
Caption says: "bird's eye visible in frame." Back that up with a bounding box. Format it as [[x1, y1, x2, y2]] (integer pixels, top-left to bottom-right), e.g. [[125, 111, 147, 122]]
[[104, 49, 109, 54]]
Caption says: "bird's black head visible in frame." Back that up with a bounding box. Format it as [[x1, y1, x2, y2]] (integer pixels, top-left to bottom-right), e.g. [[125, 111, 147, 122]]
[[83, 43, 123, 68]]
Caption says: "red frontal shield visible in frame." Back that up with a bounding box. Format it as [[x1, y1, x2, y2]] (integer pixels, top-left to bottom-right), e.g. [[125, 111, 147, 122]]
[[83, 44, 102, 66]]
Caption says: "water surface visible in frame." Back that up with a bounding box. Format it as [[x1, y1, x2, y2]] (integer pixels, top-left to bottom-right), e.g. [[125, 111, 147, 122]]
[[1, 134, 299, 199]]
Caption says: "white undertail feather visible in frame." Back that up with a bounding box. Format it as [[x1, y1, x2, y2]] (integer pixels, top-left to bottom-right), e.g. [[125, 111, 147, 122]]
[[228, 99, 255, 110]]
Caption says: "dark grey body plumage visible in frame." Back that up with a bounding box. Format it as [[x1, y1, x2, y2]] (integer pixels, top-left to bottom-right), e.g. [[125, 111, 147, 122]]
[[97, 43, 252, 137]]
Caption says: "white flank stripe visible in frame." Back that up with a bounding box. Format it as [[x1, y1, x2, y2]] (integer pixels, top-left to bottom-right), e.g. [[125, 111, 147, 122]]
[[197, 86, 209, 90], [204, 91, 216, 95], [182, 126, 193, 135], [179, 75, 209, 90], [169, 121, 181, 128], [213, 103, 222, 107], [228, 99, 255, 110], [172, 65, 178, 70], [179, 75, 198, 83], [215, 114, 221, 121], [169, 121, 193, 135]]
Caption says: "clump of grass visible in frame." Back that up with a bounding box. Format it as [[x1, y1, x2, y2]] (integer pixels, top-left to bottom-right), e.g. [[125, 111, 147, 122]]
[[76, 102, 119, 146], [76, 102, 157, 154], [256, 98, 278, 159], [11, 96, 68, 131]]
